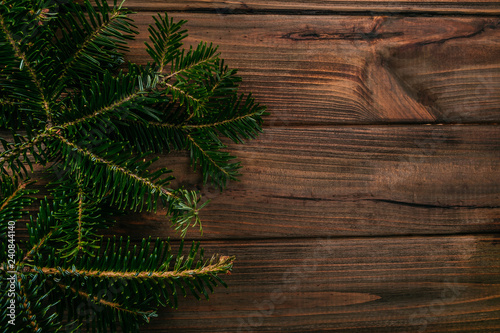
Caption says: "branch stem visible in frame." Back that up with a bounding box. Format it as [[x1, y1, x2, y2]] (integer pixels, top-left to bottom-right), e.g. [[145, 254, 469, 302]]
[[22, 229, 54, 263], [52, 134, 177, 199], [187, 134, 230, 177], [55, 282, 154, 318], [18, 277, 42, 332], [31, 256, 233, 279], [0, 180, 27, 212]]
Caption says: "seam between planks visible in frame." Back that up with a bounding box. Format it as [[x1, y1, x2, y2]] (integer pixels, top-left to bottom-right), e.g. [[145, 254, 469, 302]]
[[116, 232, 500, 244], [126, 8, 500, 17]]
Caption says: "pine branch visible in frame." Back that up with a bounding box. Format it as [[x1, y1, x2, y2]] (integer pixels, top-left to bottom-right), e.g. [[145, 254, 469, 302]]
[[22, 229, 55, 263], [0, 98, 17, 107], [49, 175, 119, 258], [59, 87, 140, 129], [54, 65, 159, 128], [0, 133, 49, 178], [0, 176, 37, 236], [26, 237, 234, 330], [59, 11, 122, 78], [162, 82, 207, 116], [55, 282, 155, 320], [107, 118, 187, 153], [187, 134, 232, 178], [18, 277, 43, 332], [50, 134, 205, 233], [22, 198, 60, 263], [36, 257, 232, 279], [162, 44, 219, 81], [0, 178, 27, 212], [188, 112, 260, 129], [0, 5, 52, 123], [0, 1, 265, 330], [7, 274, 64, 333], [53, 185, 90, 258], [52, 133, 176, 199], [146, 14, 187, 72], [54, 0, 137, 85], [186, 132, 240, 188], [76, 188, 84, 254]]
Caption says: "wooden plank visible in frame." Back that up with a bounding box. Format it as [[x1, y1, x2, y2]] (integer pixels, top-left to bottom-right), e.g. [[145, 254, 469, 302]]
[[144, 235, 500, 332], [107, 125, 500, 240], [121, 0, 500, 15], [127, 13, 500, 124]]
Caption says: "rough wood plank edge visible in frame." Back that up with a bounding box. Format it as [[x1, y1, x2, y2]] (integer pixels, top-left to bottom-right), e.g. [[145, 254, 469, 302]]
[[120, 1, 500, 16], [144, 235, 500, 332]]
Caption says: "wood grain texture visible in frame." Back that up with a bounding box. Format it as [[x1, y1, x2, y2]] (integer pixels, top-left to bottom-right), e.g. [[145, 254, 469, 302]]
[[126, 13, 500, 124], [107, 125, 500, 240], [4, 2, 498, 332], [144, 235, 500, 332], [121, 0, 500, 15]]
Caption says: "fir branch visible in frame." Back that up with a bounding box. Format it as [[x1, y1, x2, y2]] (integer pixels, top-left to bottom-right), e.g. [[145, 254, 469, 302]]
[[22, 229, 55, 263], [0, 2, 265, 330], [187, 133, 232, 178], [52, 133, 176, 199], [162, 50, 219, 81], [185, 110, 263, 130], [59, 90, 139, 129], [143, 108, 263, 130], [0, 179, 27, 212], [59, 11, 122, 80], [0, 11, 52, 122], [54, 0, 137, 86], [186, 131, 243, 188], [49, 176, 117, 258], [146, 14, 187, 73], [0, 133, 47, 161], [21, 198, 59, 263], [18, 277, 42, 332], [55, 282, 155, 319], [142, 121, 177, 129], [32, 255, 234, 279], [0, 133, 48, 176], [162, 82, 203, 105]]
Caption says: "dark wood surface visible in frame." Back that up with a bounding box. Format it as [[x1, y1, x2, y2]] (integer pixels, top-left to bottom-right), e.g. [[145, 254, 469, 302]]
[[109, 125, 500, 240], [123, 0, 500, 15], [102, 1, 500, 332], [147, 236, 500, 332], [127, 13, 500, 125]]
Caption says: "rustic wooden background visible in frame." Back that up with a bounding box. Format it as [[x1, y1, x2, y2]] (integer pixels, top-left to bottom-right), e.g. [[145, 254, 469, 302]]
[[108, 1, 500, 332]]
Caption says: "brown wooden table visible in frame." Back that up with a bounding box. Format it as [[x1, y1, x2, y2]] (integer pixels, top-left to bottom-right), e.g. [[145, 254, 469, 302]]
[[107, 1, 500, 331]]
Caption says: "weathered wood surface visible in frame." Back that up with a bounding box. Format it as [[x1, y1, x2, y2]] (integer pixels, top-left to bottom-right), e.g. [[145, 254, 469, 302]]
[[127, 13, 500, 124], [145, 235, 500, 332], [110, 4, 500, 332], [108, 125, 500, 240], [123, 0, 500, 15], [2, 2, 494, 332]]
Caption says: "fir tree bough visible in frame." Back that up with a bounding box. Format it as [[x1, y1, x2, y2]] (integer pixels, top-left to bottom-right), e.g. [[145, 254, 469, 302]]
[[0, 0, 266, 331]]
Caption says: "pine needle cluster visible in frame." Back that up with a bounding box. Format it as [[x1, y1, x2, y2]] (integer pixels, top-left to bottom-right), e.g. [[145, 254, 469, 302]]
[[0, 0, 266, 331]]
